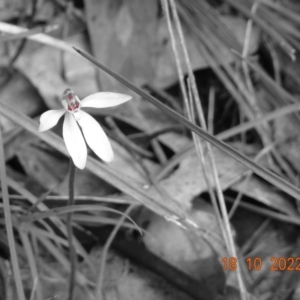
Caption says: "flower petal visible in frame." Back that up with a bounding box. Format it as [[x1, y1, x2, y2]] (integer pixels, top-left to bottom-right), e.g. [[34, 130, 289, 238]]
[[39, 109, 65, 132], [78, 111, 114, 162], [81, 92, 132, 108], [63, 112, 87, 169]]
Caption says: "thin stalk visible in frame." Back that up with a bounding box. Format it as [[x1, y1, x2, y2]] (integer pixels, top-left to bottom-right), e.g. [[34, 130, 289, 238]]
[[0, 116, 25, 300], [67, 159, 77, 300]]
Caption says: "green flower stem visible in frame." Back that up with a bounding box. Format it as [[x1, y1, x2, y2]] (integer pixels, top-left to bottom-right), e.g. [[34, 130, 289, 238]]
[[67, 159, 76, 300], [0, 118, 25, 300]]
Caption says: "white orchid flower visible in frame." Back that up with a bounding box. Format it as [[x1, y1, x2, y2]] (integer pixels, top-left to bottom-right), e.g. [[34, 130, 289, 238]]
[[39, 89, 132, 169]]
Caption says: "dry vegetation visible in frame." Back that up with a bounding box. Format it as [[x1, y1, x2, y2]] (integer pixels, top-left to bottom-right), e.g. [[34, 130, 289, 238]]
[[1, 0, 300, 300]]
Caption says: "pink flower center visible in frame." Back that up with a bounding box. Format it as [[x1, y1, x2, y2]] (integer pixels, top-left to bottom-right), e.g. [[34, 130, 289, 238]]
[[65, 91, 80, 112], [67, 101, 80, 112]]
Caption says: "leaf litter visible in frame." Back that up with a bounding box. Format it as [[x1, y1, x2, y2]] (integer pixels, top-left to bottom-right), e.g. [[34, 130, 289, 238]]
[[1, 0, 300, 299]]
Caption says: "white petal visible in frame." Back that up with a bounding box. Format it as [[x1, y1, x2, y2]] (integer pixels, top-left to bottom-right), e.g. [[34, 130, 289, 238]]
[[81, 92, 132, 108], [39, 109, 65, 132], [63, 113, 87, 169], [73, 111, 81, 121], [61, 100, 68, 111], [78, 111, 114, 162]]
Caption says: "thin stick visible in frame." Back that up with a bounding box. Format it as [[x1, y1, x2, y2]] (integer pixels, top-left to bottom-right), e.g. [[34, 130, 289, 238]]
[[66, 159, 77, 300], [0, 117, 25, 300]]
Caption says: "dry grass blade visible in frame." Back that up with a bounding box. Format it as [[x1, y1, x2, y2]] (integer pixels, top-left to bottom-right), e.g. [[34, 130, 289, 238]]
[[176, 3, 255, 121], [95, 204, 135, 299], [19, 225, 43, 300], [71, 214, 139, 229], [182, 0, 241, 51], [27, 223, 96, 275], [37, 236, 89, 286], [0, 24, 59, 42], [226, 196, 300, 226], [218, 102, 300, 141], [29, 277, 39, 300], [260, 0, 300, 25], [163, 0, 230, 251], [164, 2, 247, 297], [0, 101, 193, 224], [226, 0, 296, 59], [5, 194, 135, 205], [0, 116, 25, 300], [20, 205, 140, 230], [0, 22, 73, 53], [73, 47, 300, 202]]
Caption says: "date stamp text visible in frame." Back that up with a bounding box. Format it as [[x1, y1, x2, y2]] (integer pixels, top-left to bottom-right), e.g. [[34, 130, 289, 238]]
[[222, 257, 300, 271]]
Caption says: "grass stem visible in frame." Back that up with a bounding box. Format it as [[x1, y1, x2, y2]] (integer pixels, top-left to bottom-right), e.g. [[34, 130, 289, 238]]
[[0, 116, 25, 300]]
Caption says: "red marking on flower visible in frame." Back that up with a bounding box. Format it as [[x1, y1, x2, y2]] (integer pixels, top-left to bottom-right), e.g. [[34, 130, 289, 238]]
[[67, 93, 74, 101], [67, 102, 80, 112]]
